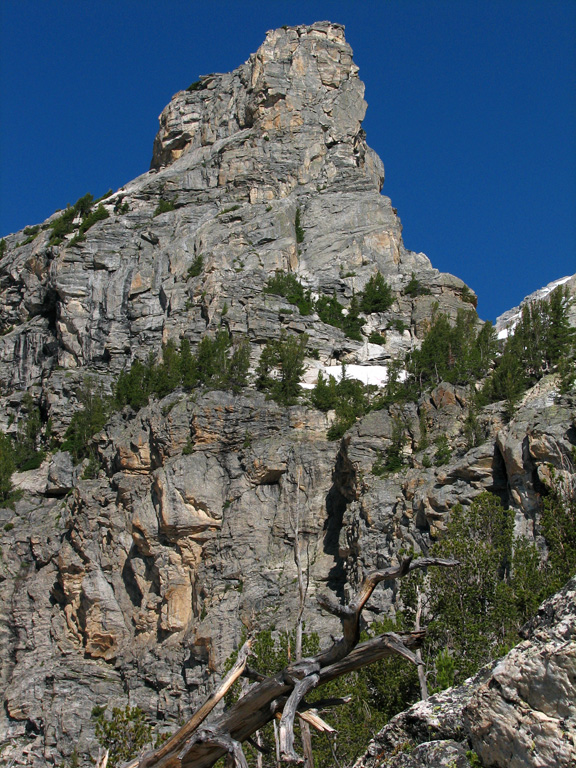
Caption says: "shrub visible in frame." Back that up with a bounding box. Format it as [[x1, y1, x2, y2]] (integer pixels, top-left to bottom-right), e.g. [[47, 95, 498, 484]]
[[94, 705, 153, 768], [316, 293, 344, 327], [409, 311, 496, 392], [404, 272, 430, 297], [12, 393, 44, 471], [460, 285, 477, 306], [368, 331, 387, 345], [22, 225, 40, 245], [479, 285, 575, 410], [540, 478, 576, 592], [263, 270, 313, 315], [424, 493, 543, 685], [187, 255, 204, 279], [153, 198, 176, 216], [96, 189, 113, 203], [0, 239, 6, 257], [373, 418, 406, 474], [311, 370, 374, 440], [115, 333, 250, 408], [48, 192, 108, 245], [77, 204, 109, 236], [389, 318, 408, 333], [48, 207, 76, 245]]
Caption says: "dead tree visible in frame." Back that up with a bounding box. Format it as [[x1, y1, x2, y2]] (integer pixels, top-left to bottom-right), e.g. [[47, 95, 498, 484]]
[[125, 556, 456, 768]]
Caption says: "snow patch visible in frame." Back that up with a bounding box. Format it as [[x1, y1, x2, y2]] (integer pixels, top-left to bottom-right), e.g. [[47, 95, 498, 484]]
[[301, 362, 407, 389]]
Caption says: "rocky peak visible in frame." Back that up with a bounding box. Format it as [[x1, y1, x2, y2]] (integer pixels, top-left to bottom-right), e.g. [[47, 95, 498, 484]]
[[150, 22, 376, 188], [0, 22, 472, 403]]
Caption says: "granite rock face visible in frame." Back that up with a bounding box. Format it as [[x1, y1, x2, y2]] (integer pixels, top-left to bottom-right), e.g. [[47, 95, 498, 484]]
[[355, 578, 576, 768], [0, 22, 575, 767]]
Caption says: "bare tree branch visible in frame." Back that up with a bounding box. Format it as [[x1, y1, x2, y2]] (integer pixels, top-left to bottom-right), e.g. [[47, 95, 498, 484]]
[[125, 557, 458, 768], [279, 674, 320, 763], [137, 638, 252, 768]]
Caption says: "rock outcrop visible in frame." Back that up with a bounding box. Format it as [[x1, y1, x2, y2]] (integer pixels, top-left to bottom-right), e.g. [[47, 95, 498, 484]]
[[355, 577, 576, 768], [0, 22, 574, 767]]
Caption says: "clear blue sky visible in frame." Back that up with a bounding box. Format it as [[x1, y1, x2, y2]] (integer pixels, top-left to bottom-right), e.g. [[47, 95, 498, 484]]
[[1, 0, 575, 322]]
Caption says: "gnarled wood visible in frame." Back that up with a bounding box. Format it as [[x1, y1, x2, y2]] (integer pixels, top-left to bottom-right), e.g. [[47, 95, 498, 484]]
[[126, 557, 457, 768]]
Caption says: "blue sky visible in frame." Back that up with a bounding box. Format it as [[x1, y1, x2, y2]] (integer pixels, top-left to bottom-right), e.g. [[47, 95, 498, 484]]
[[1, 0, 575, 322]]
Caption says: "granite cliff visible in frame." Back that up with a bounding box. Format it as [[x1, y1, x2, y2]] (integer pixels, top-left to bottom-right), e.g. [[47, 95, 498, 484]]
[[0, 22, 574, 767]]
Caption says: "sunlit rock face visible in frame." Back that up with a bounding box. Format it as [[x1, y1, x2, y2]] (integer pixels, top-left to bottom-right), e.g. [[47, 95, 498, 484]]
[[0, 21, 574, 768]]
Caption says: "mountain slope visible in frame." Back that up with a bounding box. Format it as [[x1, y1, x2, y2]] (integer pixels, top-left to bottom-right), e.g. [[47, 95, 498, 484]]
[[0, 22, 574, 767]]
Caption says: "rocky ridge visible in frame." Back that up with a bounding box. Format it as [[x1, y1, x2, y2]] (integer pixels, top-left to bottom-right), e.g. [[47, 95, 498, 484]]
[[0, 22, 574, 767]]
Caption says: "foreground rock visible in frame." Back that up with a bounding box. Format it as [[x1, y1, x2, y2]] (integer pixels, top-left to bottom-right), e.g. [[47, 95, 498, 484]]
[[355, 576, 576, 768]]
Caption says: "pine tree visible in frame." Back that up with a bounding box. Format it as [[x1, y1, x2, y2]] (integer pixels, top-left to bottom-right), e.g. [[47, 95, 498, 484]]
[[256, 332, 308, 405]]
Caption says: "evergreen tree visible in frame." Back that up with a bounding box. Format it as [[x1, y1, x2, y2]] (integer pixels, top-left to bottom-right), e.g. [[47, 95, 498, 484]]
[[425, 493, 542, 685], [256, 332, 308, 405], [540, 478, 576, 592], [62, 379, 110, 464], [226, 339, 251, 393], [0, 430, 16, 504], [360, 272, 394, 313]]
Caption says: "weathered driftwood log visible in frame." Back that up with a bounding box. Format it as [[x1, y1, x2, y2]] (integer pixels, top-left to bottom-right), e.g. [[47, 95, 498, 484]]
[[127, 556, 457, 768]]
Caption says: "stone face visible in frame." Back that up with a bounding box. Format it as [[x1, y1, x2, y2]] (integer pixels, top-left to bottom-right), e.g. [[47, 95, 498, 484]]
[[355, 579, 576, 768], [0, 21, 575, 768]]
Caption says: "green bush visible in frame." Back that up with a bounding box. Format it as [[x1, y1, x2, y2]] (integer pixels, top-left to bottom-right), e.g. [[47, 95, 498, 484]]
[[372, 418, 406, 475], [433, 435, 451, 466], [315, 293, 364, 340], [48, 207, 77, 245], [48, 192, 109, 245], [311, 370, 374, 440], [12, 393, 45, 471], [479, 286, 575, 411], [368, 331, 387, 345], [0, 239, 6, 257], [540, 477, 576, 592], [94, 705, 152, 768], [72, 204, 109, 243], [153, 198, 176, 216], [421, 493, 545, 687], [263, 270, 313, 315], [187, 80, 206, 92], [404, 272, 430, 298], [22, 225, 40, 245], [187, 255, 204, 279], [409, 311, 496, 392]]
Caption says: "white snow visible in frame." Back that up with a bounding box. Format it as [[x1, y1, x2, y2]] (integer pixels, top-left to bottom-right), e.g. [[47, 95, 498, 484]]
[[300, 362, 407, 389]]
